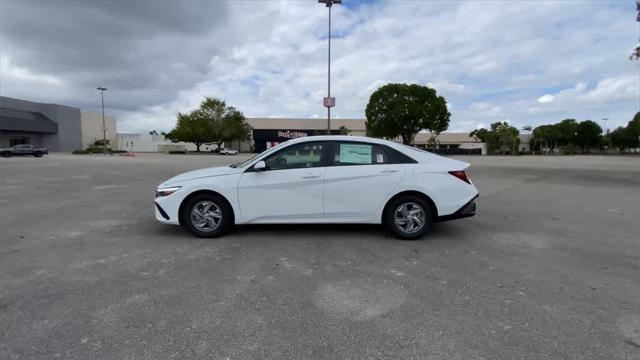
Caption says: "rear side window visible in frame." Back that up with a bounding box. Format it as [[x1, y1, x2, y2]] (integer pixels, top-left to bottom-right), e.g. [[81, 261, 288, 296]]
[[332, 142, 416, 166]]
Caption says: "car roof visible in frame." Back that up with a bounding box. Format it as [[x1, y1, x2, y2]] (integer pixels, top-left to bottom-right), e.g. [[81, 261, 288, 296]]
[[282, 135, 469, 169], [287, 135, 394, 145]]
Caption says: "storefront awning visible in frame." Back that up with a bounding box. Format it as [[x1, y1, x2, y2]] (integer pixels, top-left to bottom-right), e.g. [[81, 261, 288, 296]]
[[0, 107, 58, 133]]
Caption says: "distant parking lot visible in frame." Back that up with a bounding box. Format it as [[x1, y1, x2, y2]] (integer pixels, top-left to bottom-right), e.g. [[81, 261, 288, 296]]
[[1, 153, 638, 359]]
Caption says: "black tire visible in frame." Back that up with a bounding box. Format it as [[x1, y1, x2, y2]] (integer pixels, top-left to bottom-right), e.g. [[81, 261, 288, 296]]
[[384, 195, 434, 240], [34, 152, 43, 158], [181, 193, 233, 238], [1, 153, 10, 158]]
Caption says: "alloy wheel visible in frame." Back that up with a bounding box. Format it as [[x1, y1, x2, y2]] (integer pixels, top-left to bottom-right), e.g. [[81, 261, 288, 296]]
[[190, 201, 222, 233], [393, 202, 426, 234]]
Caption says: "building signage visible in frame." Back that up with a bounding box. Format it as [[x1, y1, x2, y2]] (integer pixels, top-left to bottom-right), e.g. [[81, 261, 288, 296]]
[[277, 130, 308, 139]]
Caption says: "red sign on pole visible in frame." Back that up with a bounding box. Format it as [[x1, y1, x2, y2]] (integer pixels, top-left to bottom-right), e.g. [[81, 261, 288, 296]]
[[323, 97, 335, 108]]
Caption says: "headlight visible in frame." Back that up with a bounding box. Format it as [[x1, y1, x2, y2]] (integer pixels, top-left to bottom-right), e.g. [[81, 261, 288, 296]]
[[155, 186, 181, 197]]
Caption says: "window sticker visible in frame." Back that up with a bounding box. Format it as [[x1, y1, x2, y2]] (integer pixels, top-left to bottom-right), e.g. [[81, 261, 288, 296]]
[[376, 153, 384, 163], [339, 144, 372, 164]]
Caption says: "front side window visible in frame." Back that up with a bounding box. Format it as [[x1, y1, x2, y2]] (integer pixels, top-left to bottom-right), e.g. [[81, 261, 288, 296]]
[[264, 142, 326, 170]]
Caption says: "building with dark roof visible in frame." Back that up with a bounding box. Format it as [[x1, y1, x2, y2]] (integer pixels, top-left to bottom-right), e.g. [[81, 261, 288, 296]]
[[0, 96, 116, 152]]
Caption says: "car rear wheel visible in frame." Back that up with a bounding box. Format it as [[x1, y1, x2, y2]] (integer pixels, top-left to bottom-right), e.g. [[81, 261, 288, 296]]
[[181, 194, 232, 238], [384, 195, 433, 240]]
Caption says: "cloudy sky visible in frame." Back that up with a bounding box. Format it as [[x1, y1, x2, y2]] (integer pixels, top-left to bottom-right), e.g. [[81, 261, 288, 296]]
[[0, 0, 637, 133]]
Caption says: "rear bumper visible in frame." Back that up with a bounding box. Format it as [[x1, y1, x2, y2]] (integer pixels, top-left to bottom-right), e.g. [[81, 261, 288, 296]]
[[437, 194, 478, 222]]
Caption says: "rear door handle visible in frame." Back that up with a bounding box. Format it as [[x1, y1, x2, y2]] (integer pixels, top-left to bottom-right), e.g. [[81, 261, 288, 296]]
[[380, 169, 398, 174], [302, 175, 321, 179]]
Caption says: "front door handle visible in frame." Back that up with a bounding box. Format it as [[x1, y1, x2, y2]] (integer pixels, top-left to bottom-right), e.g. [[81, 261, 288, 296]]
[[302, 175, 321, 179], [380, 169, 398, 174]]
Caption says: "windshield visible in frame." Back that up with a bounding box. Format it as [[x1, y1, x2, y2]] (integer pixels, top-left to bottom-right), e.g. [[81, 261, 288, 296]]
[[230, 153, 261, 168], [229, 141, 291, 168]]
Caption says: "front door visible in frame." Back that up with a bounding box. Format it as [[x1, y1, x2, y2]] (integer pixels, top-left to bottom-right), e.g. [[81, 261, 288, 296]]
[[238, 141, 328, 223]]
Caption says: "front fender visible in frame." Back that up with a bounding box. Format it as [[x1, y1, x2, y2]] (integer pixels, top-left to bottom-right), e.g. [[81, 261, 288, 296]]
[[155, 175, 241, 225]]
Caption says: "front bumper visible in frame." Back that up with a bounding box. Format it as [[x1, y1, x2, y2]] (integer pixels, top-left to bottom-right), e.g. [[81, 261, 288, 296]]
[[154, 200, 180, 225], [437, 195, 478, 222]]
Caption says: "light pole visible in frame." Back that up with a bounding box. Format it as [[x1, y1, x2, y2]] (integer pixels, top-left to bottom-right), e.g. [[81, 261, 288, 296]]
[[602, 117, 608, 134], [97, 87, 108, 155], [319, 0, 340, 134]]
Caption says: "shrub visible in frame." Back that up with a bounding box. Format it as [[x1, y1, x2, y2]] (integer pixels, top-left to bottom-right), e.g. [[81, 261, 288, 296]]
[[111, 150, 127, 154], [169, 150, 187, 154], [72, 150, 89, 154], [86, 144, 111, 153]]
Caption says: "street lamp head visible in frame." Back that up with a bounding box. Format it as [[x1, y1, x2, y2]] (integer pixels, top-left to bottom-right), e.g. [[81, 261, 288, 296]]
[[318, 0, 341, 7], [97, 87, 107, 91]]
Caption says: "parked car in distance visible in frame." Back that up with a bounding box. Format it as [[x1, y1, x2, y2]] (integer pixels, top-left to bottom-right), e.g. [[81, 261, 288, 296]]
[[154, 135, 478, 240], [0, 144, 49, 158], [219, 148, 239, 155]]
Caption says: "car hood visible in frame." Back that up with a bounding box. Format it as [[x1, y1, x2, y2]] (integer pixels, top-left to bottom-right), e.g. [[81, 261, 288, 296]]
[[160, 166, 241, 186]]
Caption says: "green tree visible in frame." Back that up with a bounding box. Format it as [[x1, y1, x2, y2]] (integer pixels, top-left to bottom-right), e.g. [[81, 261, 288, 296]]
[[166, 97, 251, 152], [217, 108, 252, 149], [608, 113, 640, 151], [532, 124, 561, 153], [575, 120, 602, 153], [166, 111, 215, 152], [555, 119, 578, 147], [469, 128, 494, 153], [338, 125, 350, 135], [492, 122, 520, 155], [627, 111, 640, 145], [365, 83, 450, 145], [609, 127, 633, 152], [469, 122, 520, 155]]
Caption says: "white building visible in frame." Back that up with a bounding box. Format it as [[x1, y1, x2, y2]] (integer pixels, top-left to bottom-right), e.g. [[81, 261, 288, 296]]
[[116, 133, 223, 152], [118, 117, 488, 154]]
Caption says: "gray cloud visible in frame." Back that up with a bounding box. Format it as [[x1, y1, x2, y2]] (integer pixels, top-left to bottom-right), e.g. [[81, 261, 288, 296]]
[[0, 0, 636, 133], [1, 0, 229, 110]]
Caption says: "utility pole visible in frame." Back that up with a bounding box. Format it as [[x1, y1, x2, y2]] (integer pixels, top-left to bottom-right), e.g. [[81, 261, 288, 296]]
[[319, 0, 340, 134], [97, 87, 108, 155]]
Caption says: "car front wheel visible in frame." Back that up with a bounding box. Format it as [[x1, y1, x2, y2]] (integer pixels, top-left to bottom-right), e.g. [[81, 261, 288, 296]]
[[181, 194, 232, 238], [384, 196, 433, 240]]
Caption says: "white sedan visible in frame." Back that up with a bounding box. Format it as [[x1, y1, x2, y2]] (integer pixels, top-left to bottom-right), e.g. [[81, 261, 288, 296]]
[[219, 148, 238, 155], [154, 135, 478, 240]]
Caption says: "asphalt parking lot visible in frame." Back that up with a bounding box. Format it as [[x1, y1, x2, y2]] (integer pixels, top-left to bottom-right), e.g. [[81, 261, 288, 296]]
[[1, 153, 638, 360]]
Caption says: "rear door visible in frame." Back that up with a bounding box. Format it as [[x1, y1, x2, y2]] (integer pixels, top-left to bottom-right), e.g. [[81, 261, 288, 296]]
[[323, 141, 411, 220]]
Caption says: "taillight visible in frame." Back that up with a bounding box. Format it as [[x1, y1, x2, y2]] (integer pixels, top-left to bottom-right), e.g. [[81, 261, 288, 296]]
[[449, 170, 471, 184]]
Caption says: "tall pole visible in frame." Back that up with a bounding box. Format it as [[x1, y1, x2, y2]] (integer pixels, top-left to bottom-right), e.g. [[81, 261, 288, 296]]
[[327, 4, 331, 134], [97, 87, 108, 155], [319, 0, 339, 134]]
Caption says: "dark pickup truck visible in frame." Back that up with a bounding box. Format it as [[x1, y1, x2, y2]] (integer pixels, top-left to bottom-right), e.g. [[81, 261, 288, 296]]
[[0, 144, 49, 157]]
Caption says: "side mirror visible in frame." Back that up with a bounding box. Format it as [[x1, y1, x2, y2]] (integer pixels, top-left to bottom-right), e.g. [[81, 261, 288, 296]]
[[253, 160, 267, 171]]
